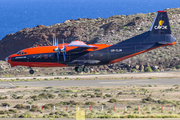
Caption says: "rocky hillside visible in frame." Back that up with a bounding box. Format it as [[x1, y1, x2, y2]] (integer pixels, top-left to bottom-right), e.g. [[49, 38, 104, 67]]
[[1, 8, 180, 75]]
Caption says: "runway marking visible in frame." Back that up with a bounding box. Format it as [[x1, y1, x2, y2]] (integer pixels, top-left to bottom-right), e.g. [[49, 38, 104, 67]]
[[99, 80, 150, 84], [0, 84, 10, 86], [125, 80, 150, 82], [13, 82, 40, 84], [99, 82, 127, 84], [9, 82, 15, 86]]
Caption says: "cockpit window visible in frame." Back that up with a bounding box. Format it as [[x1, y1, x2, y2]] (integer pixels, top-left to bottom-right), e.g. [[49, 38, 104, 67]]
[[16, 51, 21, 55], [16, 51, 27, 55]]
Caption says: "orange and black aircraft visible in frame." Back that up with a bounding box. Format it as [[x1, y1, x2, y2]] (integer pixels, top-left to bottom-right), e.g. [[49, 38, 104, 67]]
[[6, 11, 176, 74]]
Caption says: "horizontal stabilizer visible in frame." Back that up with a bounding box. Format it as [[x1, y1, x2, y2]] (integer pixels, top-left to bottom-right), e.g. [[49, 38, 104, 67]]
[[157, 42, 169, 45]]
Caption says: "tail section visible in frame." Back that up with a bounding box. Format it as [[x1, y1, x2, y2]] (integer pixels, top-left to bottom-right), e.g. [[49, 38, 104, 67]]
[[150, 11, 171, 34]]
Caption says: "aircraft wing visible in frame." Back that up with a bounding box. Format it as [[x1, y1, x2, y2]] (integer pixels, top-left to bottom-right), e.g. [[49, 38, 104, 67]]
[[68, 41, 98, 48], [67, 41, 98, 53]]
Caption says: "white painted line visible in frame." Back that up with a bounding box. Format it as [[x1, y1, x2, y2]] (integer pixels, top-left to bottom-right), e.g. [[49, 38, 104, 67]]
[[0, 84, 10, 86], [99, 82, 125, 84], [9, 83, 15, 86], [14, 82, 40, 84], [99, 80, 150, 84]]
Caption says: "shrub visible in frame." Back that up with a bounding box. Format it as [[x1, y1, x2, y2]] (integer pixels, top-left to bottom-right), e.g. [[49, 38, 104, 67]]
[[9, 109, 17, 113], [30, 108, 38, 112], [171, 25, 174, 28], [0, 96, 8, 100], [12, 114, 19, 118], [94, 92, 102, 97], [141, 27, 145, 30], [118, 92, 123, 95], [154, 69, 159, 72], [74, 93, 78, 97], [16, 96, 23, 99], [85, 101, 96, 105], [43, 103, 55, 109], [145, 67, 153, 72], [90, 94, 95, 98], [120, 71, 124, 73], [109, 98, 118, 103], [31, 93, 55, 101], [131, 68, 137, 72], [19, 112, 33, 118], [30, 105, 39, 112], [0, 110, 7, 114], [14, 104, 29, 109], [81, 94, 88, 97], [58, 94, 66, 98], [105, 94, 113, 97], [1, 102, 10, 107], [176, 65, 180, 69], [142, 97, 155, 103], [31, 95, 40, 101]]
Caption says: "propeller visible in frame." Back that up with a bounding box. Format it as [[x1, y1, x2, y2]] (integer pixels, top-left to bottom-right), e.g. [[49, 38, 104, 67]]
[[53, 37, 66, 61], [61, 40, 66, 61]]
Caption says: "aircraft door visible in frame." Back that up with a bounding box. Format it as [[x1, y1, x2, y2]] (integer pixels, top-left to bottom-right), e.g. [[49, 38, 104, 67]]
[[65, 54, 71, 61]]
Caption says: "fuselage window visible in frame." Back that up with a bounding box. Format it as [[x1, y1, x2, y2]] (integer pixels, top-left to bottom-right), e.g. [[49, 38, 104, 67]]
[[44, 54, 48, 59], [49, 54, 54, 59], [38, 55, 42, 59]]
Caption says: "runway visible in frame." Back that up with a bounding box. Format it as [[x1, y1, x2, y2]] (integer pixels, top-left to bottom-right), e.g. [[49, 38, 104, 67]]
[[1, 71, 180, 80], [0, 78, 179, 87]]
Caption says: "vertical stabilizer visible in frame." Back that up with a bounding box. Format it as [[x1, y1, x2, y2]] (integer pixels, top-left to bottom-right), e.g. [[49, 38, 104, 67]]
[[149, 11, 171, 34]]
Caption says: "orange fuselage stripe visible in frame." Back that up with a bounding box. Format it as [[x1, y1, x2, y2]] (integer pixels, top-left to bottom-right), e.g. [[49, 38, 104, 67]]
[[109, 41, 176, 64], [11, 44, 112, 57]]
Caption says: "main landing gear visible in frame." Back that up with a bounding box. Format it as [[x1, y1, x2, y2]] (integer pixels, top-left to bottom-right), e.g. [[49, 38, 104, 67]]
[[29, 67, 34, 74], [75, 66, 89, 73]]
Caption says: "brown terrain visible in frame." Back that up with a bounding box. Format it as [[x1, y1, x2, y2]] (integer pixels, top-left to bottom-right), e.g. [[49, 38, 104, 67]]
[[1, 8, 180, 76], [0, 85, 180, 118]]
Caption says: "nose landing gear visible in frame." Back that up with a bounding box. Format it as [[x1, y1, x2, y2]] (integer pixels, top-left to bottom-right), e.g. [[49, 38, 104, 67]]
[[75, 66, 89, 73]]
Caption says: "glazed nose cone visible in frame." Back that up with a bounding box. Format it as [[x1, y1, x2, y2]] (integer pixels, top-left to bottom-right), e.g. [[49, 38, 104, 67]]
[[5, 55, 10, 62], [5, 57, 8, 62]]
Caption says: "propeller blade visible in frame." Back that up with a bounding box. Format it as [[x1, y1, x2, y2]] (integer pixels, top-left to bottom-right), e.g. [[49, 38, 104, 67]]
[[57, 52, 59, 61], [56, 38, 59, 48], [63, 40, 65, 49], [61, 40, 66, 61], [54, 37, 56, 46], [53, 38, 54, 46], [63, 52, 66, 61]]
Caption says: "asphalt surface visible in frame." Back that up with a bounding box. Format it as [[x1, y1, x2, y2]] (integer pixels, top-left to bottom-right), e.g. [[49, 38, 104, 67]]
[[0, 78, 179, 88], [1, 71, 180, 80], [0, 118, 179, 120]]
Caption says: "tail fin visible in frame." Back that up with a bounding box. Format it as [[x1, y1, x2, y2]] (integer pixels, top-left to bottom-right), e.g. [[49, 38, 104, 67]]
[[150, 11, 171, 34]]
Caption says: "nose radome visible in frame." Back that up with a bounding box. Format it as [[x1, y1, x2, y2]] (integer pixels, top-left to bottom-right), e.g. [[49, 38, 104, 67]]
[[5, 55, 10, 62]]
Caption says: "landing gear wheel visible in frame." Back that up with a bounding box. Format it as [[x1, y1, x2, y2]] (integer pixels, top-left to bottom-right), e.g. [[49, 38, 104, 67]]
[[75, 67, 83, 73], [83, 67, 89, 73], [29, 70, 34, 74]]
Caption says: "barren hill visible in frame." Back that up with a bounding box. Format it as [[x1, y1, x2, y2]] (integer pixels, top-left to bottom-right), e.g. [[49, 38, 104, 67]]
[[1, 8, 180, 75]]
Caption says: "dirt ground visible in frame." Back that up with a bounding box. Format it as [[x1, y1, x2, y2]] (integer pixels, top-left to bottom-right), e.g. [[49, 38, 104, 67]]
[[0, 84, 180, 118]]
